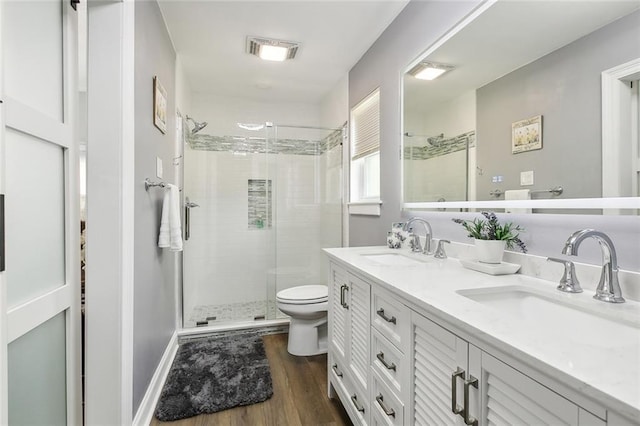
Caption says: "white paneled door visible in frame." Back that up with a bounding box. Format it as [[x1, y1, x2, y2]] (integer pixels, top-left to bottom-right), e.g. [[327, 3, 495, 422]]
[[0, 1, 81, 424]]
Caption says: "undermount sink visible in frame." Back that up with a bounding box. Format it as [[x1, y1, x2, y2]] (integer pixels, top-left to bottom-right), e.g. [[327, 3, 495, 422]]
[[457, 286, 640, 344], [361, 252, 427, 266]]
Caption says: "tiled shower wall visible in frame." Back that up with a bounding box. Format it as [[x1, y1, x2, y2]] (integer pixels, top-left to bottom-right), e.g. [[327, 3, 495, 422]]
[[403, 131, 475, 203], [182, 132, 342, 326]]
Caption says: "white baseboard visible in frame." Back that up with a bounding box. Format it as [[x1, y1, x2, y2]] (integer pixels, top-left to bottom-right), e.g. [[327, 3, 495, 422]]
[[132, 331, 179, 426]]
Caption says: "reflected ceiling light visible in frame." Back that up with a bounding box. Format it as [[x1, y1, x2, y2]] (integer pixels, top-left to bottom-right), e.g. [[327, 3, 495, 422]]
[[246, 36, 300, 62], [237, 122, 265, 131], [409, 61, 455, 80]]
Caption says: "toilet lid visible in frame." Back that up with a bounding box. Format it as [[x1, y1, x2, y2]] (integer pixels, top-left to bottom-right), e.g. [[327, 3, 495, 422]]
[[277, 285, 328, 304]]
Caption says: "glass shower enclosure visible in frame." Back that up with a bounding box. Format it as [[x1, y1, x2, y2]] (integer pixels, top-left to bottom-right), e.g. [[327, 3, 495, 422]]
[[182, 122, 343, 328]]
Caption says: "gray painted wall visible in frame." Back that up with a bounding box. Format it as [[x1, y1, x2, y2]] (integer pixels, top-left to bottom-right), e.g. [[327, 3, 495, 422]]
[[133, 1, 178, 414], [477, 10, 640, 201], [348, 1, 640, 271], [348, 0, 483, 245]]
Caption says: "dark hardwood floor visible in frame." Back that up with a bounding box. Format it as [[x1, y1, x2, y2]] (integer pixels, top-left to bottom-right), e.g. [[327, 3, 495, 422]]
[[151, 333, 352, 426]]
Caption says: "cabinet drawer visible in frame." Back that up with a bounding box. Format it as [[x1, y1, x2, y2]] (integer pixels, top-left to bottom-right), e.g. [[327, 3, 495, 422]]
[[372, 286, 410, 353], [372, 370, 404, 426], [330, 355, 370, 426], [371, 328, 405, 397]]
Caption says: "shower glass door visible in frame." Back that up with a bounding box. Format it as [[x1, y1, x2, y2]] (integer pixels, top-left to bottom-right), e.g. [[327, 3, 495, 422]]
[[182, 123, 273, 327], [268, 125, 343, 317], [182, 122, 343, 328]]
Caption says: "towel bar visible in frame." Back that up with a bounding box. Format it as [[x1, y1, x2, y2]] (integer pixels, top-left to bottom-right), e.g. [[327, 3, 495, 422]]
[[489, 186, 563, 198], [144, 178, 166, 191]]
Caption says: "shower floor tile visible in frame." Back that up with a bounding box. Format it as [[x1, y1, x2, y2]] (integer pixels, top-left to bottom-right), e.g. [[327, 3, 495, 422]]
[[185, 300, 284, 328]]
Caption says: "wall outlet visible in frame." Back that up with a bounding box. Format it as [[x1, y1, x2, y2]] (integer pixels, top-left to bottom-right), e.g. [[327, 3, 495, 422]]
[[156, 157, 163, 179], [520, 170, 534, 186]]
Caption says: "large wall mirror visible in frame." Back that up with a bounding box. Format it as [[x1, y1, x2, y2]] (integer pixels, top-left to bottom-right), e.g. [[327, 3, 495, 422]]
[[402, 1, 640, 213]]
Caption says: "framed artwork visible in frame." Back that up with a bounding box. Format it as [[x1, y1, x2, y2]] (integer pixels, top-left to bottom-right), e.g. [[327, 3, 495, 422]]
[[153, 76, 167, 134], [512, 115, 542, 154]]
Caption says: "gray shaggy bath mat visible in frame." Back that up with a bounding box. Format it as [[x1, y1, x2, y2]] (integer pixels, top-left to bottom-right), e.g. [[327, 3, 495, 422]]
[[154, 333, 273, 421]]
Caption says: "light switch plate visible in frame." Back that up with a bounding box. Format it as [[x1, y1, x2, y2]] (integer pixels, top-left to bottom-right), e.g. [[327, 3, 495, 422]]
[[156, 157, 163, 179], [520, 170, 534, 186]]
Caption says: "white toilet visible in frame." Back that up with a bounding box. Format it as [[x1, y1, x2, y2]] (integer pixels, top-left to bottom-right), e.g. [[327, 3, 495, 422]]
[[276, 285, 328, 356]]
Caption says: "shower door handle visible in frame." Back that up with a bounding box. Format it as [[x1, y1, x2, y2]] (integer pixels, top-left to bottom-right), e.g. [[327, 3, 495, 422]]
[[184, 197, 200, 241]]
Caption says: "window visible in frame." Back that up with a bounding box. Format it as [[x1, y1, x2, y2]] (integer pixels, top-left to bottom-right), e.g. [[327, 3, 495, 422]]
[[350, 89, 380, 210]]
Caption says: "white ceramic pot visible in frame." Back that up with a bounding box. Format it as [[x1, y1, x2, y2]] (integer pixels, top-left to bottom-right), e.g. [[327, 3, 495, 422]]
[[475, 239, 506, 264]]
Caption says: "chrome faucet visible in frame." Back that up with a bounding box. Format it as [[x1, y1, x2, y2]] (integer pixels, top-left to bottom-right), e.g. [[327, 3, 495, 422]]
[[402, 217, 433, 254], [562, 229, 625, 303]]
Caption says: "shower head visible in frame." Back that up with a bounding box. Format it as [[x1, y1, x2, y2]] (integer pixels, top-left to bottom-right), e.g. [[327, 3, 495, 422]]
[[186, 115, 208, 134], [404, 132, 445, 147]]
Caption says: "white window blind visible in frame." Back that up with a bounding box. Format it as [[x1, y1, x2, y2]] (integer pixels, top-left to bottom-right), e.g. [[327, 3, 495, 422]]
[[351, 90, 380, 160]]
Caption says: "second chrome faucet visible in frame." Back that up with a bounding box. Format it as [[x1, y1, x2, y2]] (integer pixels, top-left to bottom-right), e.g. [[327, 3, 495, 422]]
[[560, 229, 625, 303]]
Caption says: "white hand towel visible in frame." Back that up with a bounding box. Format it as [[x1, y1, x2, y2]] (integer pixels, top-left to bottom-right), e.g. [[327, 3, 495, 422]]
[[158, 184, 183, 251], [504, 189, 531, 214]]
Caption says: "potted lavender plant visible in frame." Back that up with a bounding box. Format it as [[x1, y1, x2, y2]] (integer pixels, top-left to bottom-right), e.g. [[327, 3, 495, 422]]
[[452, 212, 527, 263]]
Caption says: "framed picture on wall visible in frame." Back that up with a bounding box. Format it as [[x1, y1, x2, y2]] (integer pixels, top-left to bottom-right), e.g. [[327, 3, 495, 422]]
[[153, 76, 167, 134], [512, 115, 542, 154]]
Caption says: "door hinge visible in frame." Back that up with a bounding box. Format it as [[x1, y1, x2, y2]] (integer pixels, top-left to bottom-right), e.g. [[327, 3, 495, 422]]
[[71, 0, 80, 11]]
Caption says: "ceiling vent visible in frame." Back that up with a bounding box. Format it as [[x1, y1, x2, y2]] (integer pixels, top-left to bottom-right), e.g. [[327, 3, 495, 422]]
[[246, 36, 300, 62]]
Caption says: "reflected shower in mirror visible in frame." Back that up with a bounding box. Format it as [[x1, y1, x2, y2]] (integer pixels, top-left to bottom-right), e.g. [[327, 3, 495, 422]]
[[402, 1, 640, 213]]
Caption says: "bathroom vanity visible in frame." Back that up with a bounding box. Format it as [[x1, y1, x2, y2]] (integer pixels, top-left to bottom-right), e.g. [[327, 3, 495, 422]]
[[324, 247, 640, 426]]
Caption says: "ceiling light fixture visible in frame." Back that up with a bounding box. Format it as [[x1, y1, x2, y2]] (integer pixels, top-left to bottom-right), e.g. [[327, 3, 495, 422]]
[[246, 36, 300, 62], [409, 61, 455, 80]]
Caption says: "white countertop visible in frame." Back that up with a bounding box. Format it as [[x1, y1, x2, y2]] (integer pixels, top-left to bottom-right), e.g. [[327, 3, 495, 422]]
[[324, 246, 640, 421]]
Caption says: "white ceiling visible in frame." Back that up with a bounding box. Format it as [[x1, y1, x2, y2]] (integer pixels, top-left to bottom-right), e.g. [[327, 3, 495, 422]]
[[404, 1, 640, 115], [158, 0, 409, 103]]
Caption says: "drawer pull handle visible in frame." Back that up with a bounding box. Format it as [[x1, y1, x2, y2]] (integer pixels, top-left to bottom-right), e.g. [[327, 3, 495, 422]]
[[451, 367, 465, 416], [332, 363, 343, 378], [376, 394, 396, 418], [376, 308, 396, 324], [341, 285, 349, 309], [376, 351, 397, 371], [350, 394, 365, 413], [463, 375, 479, 426]]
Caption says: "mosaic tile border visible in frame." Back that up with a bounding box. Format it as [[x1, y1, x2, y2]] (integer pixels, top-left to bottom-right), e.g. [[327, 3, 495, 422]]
[[404, 130, 476, 160], [188, 127, 343, 156]]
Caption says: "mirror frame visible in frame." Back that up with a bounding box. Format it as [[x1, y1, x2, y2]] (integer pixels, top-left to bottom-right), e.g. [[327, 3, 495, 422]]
[[400, 0, 640, 212]]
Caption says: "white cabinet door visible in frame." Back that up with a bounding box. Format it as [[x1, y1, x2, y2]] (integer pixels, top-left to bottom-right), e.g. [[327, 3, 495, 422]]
[[410, 311, 468, 426], [329, 263, 349, 362], [469, 346, 581, 426], [348, 272, 371, 395], [328, 264, 371, 425]]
